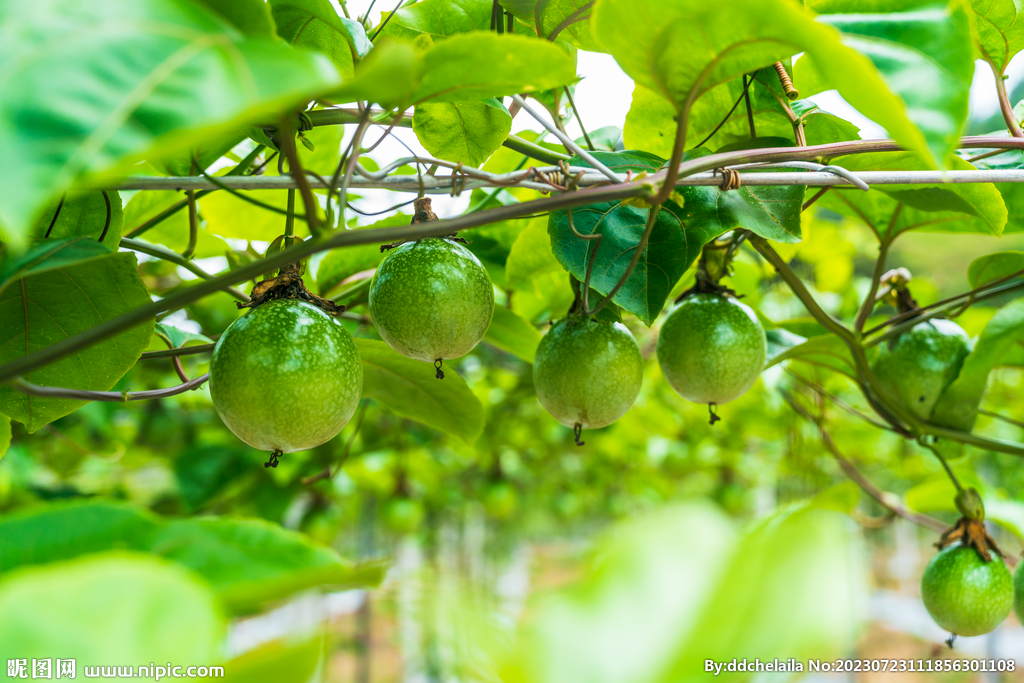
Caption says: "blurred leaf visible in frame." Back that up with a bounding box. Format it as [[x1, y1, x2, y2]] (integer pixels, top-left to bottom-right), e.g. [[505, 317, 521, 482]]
[[223, 637, 324, 683], [201, 190, 298, 242], [0, 253, 155, 432], [270, 0, 371, 77], [29, 190, 123, 249], [194, 0, 277, 37], [356, 338, 485, 444], [151, 130, 247, 177], [0, 553, 224, 664], [123, 191, 228, 258], [173, 445, 250, 511], [328, 39, 419, 108], [593, 0, 936, 165], [765, 327, 808, 364], [484, 305, 541, 363], [413, 99, 512, 167], [931, 299, 1024, 430], [316, 213, 411, 295], [966, 0, 1024, 75], [150, 518, 385, 613], [548, 151, 801, 325], [765, 334, 858, 380], [820, 153, 1007, 237], [506, 217, 563, 287], [0, 238, 114, 296], [904, 476, 1024, 540], [381, 0, 492, 41], [0, 0, 343, 244], [968, 250, 1024, 288], [500, 0, 601, 50], [0, 414, 9, 461], [155, 323, 214, 349], [807, 0, 974, 165]]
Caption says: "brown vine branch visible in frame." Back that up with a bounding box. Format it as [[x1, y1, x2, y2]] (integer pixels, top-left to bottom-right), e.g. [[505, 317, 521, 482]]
[[140, 343, 216, 360], [13, 374, 209, 402]]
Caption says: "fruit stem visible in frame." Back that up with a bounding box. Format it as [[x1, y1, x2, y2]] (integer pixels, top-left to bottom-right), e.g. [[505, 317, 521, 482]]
[[920, 437, 965, 494]]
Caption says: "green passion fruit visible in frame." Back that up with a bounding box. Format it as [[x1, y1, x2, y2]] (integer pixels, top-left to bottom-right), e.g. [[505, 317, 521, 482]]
[[383, 497, 425, 534], [1012, 555, 1024, 626], [871, 319, 971, 423], [921, 544, 1012, 637], [209, 299, 362, 453], [483, 481, 518, 520], [656, 294, 766, 405], [532, 318, 644, 432], [369, 238, 494, 368]]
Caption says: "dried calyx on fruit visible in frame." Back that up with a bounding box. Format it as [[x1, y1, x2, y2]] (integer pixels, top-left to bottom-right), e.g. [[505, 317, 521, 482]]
[[937, 487, 1003, 561], [237, 235, 342, 315]]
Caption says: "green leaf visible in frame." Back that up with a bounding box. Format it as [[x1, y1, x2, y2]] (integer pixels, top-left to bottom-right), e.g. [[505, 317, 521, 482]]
[[270, 0, 372, 77], [547, 151, 802, 325], [200, 190, 299, 242], [0, 238, 115, 296], [0, 253, 155, 432], [355, 338, 485, 444], [500, 0, 601, 51], [150, 518, 385, 613], [328, 39, 419, 108], [765, 334, 858, 380], [194, 0, 278, 38], [381, 0, 492, 41], [969, 149, 1024, 233], [807, 1, 974, 165], [593, 0, 936, 164], [316, 213, 412, 296], [0, 501, 386, 614], [765, 327, 808, 364], [224, 638, 324, 683], [123, 191, 229, 257], [484, 305, 542, 363], [29, 190, 123, 249], [411, 32, 577, 104], [0, 414, 9, 462], [0, 0, 343, 244], [967, 0, 1024, 75], [155, 322, 214, 349], [0, 553, 224, 664], [413, 100, 512, 167], [930, 299, 1024, 430], [819, 153, 1008, 237], [151, 130, 248, 177], [968, 251, 1024, 288], [506, 217, 564, 287]]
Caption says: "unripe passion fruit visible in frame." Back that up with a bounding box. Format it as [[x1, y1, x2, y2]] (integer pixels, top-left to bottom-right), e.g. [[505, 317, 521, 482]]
[[383, 497, 425, 534], [1013, 555, 1024, 626], [656, 294, 766, 405], [532, 318, 643, 429], [871, 319, 971, 423], [483, 481, 518, 520], [369, 238, 494, 363], [921, 544, 1012, 636], [209, 300, 362, 452]]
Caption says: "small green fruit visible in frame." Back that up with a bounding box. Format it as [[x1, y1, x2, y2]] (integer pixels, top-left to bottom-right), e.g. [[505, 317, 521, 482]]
[[921, 544, 1011, 636], [383, 498, 425, 534], [533, 318, 644, 429], [483, 481, 518, 519], [210, 300, 362, 452], [871, 319, 970, 423], [1012, 554, 1024, 626], [369, 238, 494, 363], [656, 294, 766, 405]]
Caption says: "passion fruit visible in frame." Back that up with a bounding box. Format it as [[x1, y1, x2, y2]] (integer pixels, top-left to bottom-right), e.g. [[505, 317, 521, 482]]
[[483, 481, 518, 520], [532, 318, 644, 431], [656, 294, 766, 405], [921, 544, 1012, 637], [368, 238, 494, 368], [382, 497, 425, 534], [871, 319, 971, 423], [209, 299, 362, 452]]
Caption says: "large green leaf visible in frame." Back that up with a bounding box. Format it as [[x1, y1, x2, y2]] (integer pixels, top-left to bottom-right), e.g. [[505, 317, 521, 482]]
[[805, 1, 974, 165], [270, 0, 371, 76], [967, 0, 1024, 75], [29, 190, 123, 249], [930, 299, 1024, 430], [971, 150, 1024, 234], [819, 153, 1008, 238], [0, 0, 343, 245], [0, 501, 384, 614], [151, 130, 248, 178], [0, 553, 224, 665], [0, 238, 115, 296], [356, 338, 485, 444], [592, 0, 935, 165], [500, 0, 601, 50], [327, 39, 419, 109], [968, 250, 1024, 288], [195, 0, 277, 38], [0, 253, 155, 432], [547, 151, 802, 325], [484, 305, 542, 363], [413, 99, 513, 167], [506, 217, 565, 287], [224, 638, 324, 683], [381, 0, 492, 41], [123, 191, 229, 257], [150, 518, 384, 613]]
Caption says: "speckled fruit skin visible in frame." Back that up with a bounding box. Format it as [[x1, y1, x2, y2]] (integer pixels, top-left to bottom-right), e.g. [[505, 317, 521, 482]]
[[533, 318, 643, 429], [921, 544, 1012, 636], [871, 319, 970, 422], [210, 300, 363, 452], [656, 294, 766, 405], [1013, 554, 1024, 626], [369, 238, 494, 362]]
